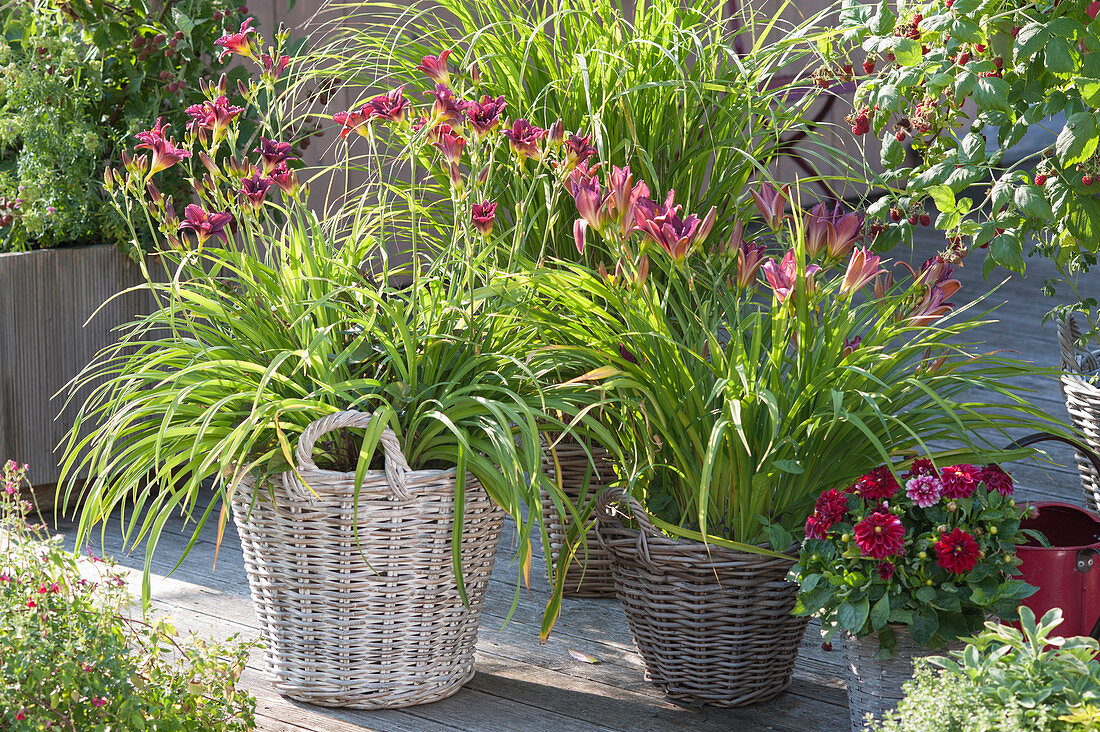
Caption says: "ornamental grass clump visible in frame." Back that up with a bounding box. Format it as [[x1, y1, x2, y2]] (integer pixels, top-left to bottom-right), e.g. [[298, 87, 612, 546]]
[[508, 173, 1063, 555], [0, 461, 257, 731], [309, 0, 852, 263], [794, 460, 1036, 654]]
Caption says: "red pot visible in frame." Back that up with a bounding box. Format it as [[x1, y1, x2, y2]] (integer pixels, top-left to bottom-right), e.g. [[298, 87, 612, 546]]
[[1016, 501, 1100, 639]]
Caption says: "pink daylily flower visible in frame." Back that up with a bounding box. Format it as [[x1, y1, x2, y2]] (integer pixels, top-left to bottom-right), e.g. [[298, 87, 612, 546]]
[[762, 250, 821, 302], [333, 109, 369, 140], [563, 133, 596, 171], [416, 49, 452, 85], [432, 129, 466, 164], [735, 237, 768, 290], [638, 190, 716, 264], [750, 182, 790, 230], [605, 166, 651, 238], [215, 17, 256, 60], [269, 162, 299, 196], [134, 118, 191, 175], [840, 247, 884, 295], [178, 204, 233, 247], [426, 83, 467, 126]]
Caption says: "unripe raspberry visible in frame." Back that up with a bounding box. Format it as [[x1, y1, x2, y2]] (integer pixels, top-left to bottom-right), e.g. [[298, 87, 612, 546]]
[[174, 30, 184, 40], [886, 51, 896, 62], [1034, 173, 1048, 186]]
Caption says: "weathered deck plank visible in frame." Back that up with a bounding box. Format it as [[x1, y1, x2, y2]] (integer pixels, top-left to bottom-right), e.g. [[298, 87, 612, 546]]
[[41, 228, 1096, 732]]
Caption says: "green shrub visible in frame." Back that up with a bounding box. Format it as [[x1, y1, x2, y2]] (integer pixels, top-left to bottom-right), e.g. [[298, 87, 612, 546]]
[[0, 461, 258, 731], [870, 607, 1100, 732]]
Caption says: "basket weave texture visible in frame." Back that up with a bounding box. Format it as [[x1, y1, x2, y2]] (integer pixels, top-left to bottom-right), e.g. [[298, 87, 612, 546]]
[[1059, 317, 1100, 512], [843, 625, 954, 732], [539, 433, 616, 597], [229, 411, 504, 709], [593, 487, 808, 707]]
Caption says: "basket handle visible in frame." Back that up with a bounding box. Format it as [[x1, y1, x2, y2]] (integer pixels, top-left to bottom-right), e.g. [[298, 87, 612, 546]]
[[295, 410, 412, 500], [1058, 316, 1083, 373], [1004, 431, 1100, 479]]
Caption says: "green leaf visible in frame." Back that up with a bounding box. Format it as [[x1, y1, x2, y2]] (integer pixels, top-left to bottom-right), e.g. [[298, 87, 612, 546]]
[[1056, 112, 1100, 166], [870, 593, 890, 631], [974, 77, 1012, 112], [869, 0, 896, 35], [1066, 193, 1100, 247], [1073, 76, 1100, 107], [838, 597, 871, 633], [170, 7, 195, 40], [915, 585, 936, 603], [951, 18, 983, 44], [1014, 185, 1054, 220], [1046, 38, 1077, 77], [990, 232, 1026, 273], [882, 130, 905, 168], [894, 38, 922, 67], [927, 184, 956, 212], [910, 611, 940, 646]]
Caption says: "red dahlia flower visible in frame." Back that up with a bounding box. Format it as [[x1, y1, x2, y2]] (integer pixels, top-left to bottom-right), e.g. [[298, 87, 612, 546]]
[[940, 464, 982, 499], [853, 511, 905, 559], [934, 528, 981, 574], [905, 458, 936, 479], [804, 514, 826, 540], [981, 464, 1013, 496], [215, 17, 256, 60], [814, 488, 850, 527], [851, 466, 900, 501], [877, 562, 895, 581]]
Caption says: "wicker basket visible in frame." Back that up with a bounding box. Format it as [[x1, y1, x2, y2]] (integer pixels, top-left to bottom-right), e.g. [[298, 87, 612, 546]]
[[229, 411, 504, 709], [593, 487, 809, 707], [540, 433, 616, 597], [1058, 316, 1100, 512], [844, 625, 956, 732]]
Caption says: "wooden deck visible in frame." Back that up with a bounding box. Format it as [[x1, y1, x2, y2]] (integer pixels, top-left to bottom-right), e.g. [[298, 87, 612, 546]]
[[48, 230, 1090, 732]]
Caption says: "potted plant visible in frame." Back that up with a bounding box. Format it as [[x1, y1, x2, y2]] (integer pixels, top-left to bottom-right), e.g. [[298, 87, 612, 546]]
[[794, 458, 1036, 730], [59, 26, 600, 708], [508, 172, 1062, 707], [869, 607, 1100, 731], [0, 0, 272, 493]]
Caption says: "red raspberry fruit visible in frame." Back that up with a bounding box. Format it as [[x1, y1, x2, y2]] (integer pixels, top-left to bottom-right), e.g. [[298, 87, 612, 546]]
[[920, 214, 931, 226], [1085, 175, 1095, 186], [863, 58, 876, 74], [1035, 174, 1048, 186]]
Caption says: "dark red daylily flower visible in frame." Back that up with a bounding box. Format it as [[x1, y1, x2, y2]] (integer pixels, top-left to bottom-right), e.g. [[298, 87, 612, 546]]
[[261, 52, 290, 80], [268, 162, 299, 196], [934, 528, 981, 574], [333, 109, 369, 140], [239, 172, 273, 210], [563, 133, 596, 171], [215, 17, 256, 60], [502, 119, 546, 159], [254, 137, 295, 174], [416, 49, 452, 85], [426, 83, 467, 126], [432, 129, 466, 164], [185, 96, 244, 141], [178, 204, 233, 246], [134, 118, 191, 174], [471, 201, 497, 236], [362, 87, 409, 125], [464, 95, 507, 138]]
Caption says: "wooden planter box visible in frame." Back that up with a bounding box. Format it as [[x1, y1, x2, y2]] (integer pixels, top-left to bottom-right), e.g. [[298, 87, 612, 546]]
[[0, 244, 152, 505]]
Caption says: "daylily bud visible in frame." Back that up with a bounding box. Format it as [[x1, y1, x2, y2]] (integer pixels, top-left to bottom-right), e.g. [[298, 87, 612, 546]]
[[198, 152, 220, 178], [548, 119, 565, 147], [103, 166, 115, 192]]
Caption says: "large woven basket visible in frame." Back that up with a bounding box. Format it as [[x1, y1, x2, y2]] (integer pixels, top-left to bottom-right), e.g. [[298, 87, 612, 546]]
[[539, 433, 616, 597], [1059, 316, 1100, 512], [593, 487, 809, 707], [844, 625, 958, 732], [229, 411, 504, 709]]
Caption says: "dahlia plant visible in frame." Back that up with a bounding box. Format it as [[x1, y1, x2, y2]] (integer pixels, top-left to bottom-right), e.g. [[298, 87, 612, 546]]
[[794, 459, 1035, 654]]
